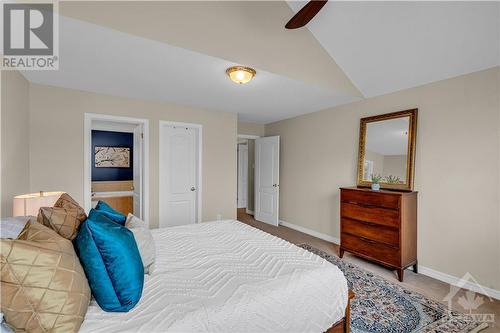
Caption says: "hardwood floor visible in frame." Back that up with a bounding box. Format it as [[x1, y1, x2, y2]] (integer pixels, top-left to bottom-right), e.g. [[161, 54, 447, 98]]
[[237, 209, 500, 332]]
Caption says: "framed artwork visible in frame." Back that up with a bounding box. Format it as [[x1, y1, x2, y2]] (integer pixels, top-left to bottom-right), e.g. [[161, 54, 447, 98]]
[[94, 146, 130, 168]]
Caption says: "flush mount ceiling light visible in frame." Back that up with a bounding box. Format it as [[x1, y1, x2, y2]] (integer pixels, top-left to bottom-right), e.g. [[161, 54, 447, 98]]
[[226, 66, 256, 84]]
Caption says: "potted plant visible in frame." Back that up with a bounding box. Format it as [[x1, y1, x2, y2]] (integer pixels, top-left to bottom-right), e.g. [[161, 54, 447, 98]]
[[385, 175, 402, 184], [371, 174, 382, 190]]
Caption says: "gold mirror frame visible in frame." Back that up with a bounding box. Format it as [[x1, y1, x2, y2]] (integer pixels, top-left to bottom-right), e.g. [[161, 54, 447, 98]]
[[357, 109, 418, 191]]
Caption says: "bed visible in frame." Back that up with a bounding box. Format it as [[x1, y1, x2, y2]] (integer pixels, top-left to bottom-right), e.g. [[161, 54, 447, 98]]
[[79, 220, 350, 333]]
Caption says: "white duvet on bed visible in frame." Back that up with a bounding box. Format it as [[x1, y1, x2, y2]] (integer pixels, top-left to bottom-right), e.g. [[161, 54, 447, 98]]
[[80, 220, 348, 333]]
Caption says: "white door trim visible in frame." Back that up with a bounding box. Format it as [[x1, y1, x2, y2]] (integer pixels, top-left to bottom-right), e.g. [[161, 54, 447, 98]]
[[238, 134, 260, 140], [159, 121, 202, 225], [238, 134, 259, 216], [83, 113, 150, 224], [237, 143, 248, 209]]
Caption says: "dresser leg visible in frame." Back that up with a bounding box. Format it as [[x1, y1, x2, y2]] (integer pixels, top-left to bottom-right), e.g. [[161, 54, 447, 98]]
[[339, 248, 344, 258], [397, 269, 404, 282], [413, 262, 418, 274]]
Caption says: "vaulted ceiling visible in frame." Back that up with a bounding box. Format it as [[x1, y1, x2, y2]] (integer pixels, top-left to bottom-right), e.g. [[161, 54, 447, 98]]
[[21, 1, 499, 124], [288, 1, 500, 97]]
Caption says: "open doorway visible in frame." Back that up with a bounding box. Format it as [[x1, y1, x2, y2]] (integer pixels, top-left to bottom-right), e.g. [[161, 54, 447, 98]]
[[238, 134, 280, 226], [237, 135, 259, 216], [84, 114, 149, 224]]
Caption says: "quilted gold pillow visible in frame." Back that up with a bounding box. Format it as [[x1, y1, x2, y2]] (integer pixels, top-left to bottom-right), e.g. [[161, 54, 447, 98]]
[[37, 207, 81, 240], [53, 193, 87, 223], [1, 222, 90, 333]]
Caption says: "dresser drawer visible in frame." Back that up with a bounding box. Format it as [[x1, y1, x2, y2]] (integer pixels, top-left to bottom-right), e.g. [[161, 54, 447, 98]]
[[342, 218, 399, 247], [341, 202, 400, 228], [341, 233, 400, 267], [341, 189, 400, 209]]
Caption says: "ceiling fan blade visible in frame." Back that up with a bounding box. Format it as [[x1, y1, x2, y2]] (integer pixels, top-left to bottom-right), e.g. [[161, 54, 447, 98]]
[[285, 0, 328, 29]]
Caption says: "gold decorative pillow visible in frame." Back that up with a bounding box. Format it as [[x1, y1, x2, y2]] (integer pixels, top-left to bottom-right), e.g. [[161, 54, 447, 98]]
[[1, 221, 90, 333], [37, 207, 81, 240], [54, 193, 87, 223]]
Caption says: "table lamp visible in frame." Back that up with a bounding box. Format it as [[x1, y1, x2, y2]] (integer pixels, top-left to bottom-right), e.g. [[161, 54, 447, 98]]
[[13, 191, 65, 217]]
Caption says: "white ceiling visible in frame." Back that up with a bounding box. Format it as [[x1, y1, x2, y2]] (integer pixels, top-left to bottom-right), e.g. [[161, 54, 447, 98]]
[[21, 2, 500, 124], [59, 1, 361, 98], [288, 1, 500, 97], [22, 15, 359, 124], [366, 117, 409, 155]]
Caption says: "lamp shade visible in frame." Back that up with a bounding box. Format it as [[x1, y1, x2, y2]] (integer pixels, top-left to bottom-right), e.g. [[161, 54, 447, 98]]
[[13, 191, 65, 217]]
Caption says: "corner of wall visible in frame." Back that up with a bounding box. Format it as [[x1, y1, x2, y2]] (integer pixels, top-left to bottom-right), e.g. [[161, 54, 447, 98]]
[[1, 71, 31, 217], [497, 65, 500, 290], [27, 78, 31, 194]]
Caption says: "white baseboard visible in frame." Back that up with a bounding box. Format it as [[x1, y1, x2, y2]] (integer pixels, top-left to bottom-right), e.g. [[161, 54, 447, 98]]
[[417, 266, 500, 300], [279, 220, 340, 245], [280, 220, 500, 300], [246, 209, 254, 215], [278, 220, 500, 300]]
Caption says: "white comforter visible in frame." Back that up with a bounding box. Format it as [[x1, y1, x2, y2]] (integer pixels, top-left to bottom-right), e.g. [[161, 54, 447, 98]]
[[80, 220, 348, 333]]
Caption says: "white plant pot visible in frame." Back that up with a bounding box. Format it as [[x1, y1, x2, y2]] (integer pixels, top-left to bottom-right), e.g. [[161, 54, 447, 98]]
[[371, 183, 380, 191]]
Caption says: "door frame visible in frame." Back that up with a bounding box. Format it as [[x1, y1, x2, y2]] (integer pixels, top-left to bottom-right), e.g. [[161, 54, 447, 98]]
[[238, 134, 260, 140], [83, 113, 150, 224], [159, 121, 202, 226], [237, 134, 260, 215], [237, 143, 248, 209]]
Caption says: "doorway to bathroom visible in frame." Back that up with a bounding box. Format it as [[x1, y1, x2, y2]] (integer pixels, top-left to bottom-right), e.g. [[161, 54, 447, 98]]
[[84, 114, 149, 224]]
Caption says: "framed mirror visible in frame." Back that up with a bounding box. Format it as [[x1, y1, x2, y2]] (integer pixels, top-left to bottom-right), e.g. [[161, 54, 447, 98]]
[[357, 109, 418, 191]]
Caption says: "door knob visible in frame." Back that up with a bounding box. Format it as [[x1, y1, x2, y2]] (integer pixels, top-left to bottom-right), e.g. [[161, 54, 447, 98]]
[[190, 187, 196, 191]]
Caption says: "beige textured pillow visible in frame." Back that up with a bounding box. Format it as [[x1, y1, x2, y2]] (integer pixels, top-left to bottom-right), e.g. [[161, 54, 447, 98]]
[[54, 193, 87, 223], [1, 221, 90, 333], [125, 214, 156, 274], [37, 207, 81, 240]]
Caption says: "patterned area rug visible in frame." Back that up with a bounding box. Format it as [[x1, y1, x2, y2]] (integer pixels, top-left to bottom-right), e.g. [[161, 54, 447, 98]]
[[299, 244, 489, 333]]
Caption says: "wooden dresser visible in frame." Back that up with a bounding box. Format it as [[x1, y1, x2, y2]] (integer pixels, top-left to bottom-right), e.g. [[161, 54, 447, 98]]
[[340, 187, 417, 281]]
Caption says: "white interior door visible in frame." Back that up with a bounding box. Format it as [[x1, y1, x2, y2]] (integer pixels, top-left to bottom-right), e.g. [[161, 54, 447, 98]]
[[133, 125, 142, 219], [160, 124, 198, 227], [255, 136, 279, 226], [237, 144, 248, 208]]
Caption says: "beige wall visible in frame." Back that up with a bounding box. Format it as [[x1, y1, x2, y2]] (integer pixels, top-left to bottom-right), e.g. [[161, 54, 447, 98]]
[[28, 84, 237, 228], [266, 67, 500, 290], [383, 155, 406, 180], [238, 122, 265, 137], [364, 150, 384, 177], [1, 71, 30, 217]]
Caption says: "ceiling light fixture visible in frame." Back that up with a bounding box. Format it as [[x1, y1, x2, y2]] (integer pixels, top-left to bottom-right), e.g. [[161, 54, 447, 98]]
[[226, 66, 256, 84]]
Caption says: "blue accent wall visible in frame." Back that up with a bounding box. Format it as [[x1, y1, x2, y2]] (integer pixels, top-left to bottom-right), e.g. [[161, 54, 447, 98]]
[[92, 130, 133, 181]]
